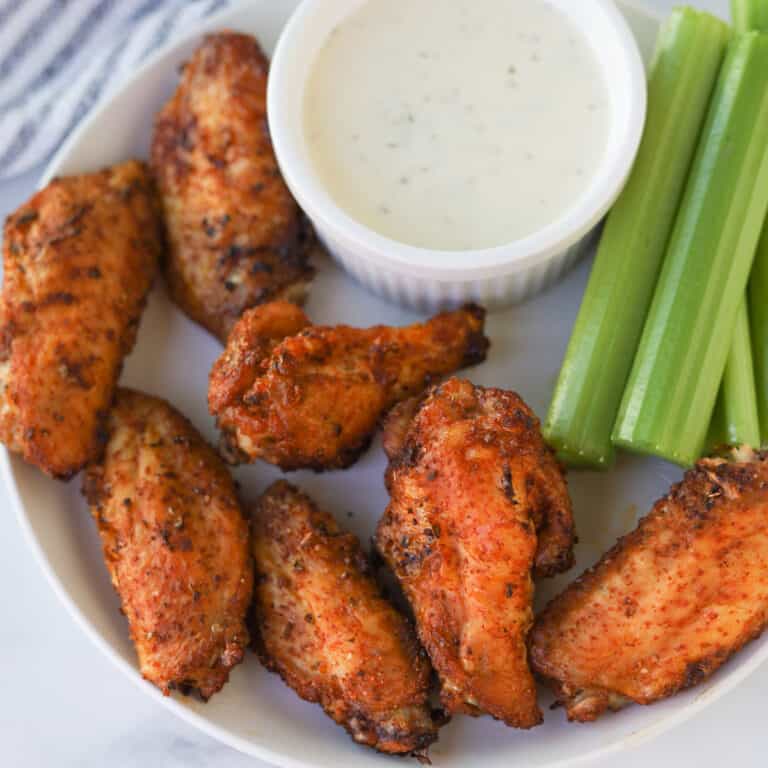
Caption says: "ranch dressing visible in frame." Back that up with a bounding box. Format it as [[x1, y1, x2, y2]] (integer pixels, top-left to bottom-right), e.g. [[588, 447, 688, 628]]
[[304, 0, 611, 251]]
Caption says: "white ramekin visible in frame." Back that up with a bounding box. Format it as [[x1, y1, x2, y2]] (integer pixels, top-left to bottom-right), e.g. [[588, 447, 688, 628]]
[[268, 0, 647, 310]]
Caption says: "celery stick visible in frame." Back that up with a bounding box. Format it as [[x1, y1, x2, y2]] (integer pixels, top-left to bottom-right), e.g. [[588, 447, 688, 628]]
[[732, 0, 768, 449], [732, 0, 768, 32], [543, 8, 729, 468], [708, 301, 760, 448], [613, 33, 768, 467], [722, 0, 768, 450], [751, 229, 768, 445]]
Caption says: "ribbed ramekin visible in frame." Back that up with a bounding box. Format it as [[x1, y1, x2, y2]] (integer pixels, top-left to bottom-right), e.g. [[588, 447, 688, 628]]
[[268, 0, 647, 310]]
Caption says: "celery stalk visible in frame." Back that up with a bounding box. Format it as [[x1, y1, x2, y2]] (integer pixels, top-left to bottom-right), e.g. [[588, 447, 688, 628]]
[[751, 229, 768, 446], [732, 0, 768, 32], [708, 301, 760, 448], [613, 33, 768, 467], [731, 0, 768, 449], [717, 0, 768, 450], [543, 8, 729, 468]]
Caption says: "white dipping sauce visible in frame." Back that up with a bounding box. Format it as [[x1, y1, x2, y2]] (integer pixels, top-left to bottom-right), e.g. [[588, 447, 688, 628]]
[[304, 0, 611, 251]]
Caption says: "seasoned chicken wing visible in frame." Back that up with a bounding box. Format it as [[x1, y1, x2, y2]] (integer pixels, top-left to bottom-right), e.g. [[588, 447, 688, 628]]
[[250, 481, 439, 755], [375, 379, 575, 729], [209, 301, 489, 470], [0, 161, 162, 479], [531, 451, 768, 722], [152, 32, 313, 342], [207, 299, 310, 416], [83, 389, 253, 700]]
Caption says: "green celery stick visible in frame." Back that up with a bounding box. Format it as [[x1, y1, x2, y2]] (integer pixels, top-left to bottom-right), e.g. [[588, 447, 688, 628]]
[[731, 0, 768, 448], [715, 0, 768, 450], [707, 301, 760, 449], [613, 33, 768, 467], [750, 228, 768, 446], [543, 8, 729, 468], [732, 0, 768, 31]]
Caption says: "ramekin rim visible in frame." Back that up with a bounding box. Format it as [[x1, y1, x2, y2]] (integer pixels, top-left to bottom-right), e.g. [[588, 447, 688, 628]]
[[267, 0, 647, 275]]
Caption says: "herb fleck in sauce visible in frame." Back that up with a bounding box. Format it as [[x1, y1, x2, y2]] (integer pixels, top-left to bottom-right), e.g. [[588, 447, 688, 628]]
[[304, 0, 610, 250]]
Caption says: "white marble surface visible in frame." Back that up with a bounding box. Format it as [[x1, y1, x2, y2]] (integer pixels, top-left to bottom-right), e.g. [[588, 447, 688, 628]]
[[2, 0, 764, 765]]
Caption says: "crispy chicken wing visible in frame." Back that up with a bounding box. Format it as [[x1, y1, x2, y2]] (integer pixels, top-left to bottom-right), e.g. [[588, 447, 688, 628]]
[[83, 389, 253, 700], [375, 379, 575, 729], [151, 32, 313, 342], [531, 451, 768, 722], [250, 481, 439, 755], [0, 161, 162, 479], [207, 299, 310, 416], [209, 301, 489, 470]]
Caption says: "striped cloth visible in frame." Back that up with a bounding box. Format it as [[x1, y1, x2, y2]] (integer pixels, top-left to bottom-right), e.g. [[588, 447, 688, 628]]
[[0, 0, 234, 179]]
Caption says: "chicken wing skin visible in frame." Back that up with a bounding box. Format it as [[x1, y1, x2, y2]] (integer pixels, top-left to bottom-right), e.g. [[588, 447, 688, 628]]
[[0, 161, 162, 479], [375, 379, 575, 729], [382, 386, 575, 578], [250, 481, 439, 755], [531, 451, 768, 722], [151, 32, 314, 342], [83, 389, 253, 700], [207, 299, 310, 416], [208, 301, 489, 471]]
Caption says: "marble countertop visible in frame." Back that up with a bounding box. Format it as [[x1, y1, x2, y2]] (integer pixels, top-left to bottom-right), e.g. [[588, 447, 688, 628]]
[[1, 0, 764, 764]]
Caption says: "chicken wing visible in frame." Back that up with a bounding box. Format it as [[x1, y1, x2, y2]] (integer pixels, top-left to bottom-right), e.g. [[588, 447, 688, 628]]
[[151, 31, 314, 342], [209, 301, 489, 470], [207, 299, 310, 416], [531, 451, 768, 722], [375, 378, 575, 729], [83, 389, 253, 700], [0, 161, 162, 479], [250, 481, 439, 755]]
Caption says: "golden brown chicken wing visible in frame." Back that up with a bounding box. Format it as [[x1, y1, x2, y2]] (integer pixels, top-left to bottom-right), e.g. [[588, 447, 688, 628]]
[[151, 31, 313, 342], [250, 481, 439, 755], [531, 451, 768, 722], [375, 378, 575, 729], [0, 161, 162, 479], [83, 389, 253, 700], [382, 382, 575, 578], [207, 299, 310, 416], [208, 301, 489, 471]]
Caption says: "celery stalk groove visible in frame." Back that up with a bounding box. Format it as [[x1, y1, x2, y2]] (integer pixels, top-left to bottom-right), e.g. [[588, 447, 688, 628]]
[[708, 301, 760, 448], [751, 230, 768, 446], [732, 0, 768, 32]]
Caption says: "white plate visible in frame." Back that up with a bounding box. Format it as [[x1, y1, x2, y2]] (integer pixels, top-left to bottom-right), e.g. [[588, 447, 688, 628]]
[[5, 2, 765, 767]]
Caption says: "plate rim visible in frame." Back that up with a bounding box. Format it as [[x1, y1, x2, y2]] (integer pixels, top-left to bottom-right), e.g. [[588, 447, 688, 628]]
[[6, 1, 765, 766]]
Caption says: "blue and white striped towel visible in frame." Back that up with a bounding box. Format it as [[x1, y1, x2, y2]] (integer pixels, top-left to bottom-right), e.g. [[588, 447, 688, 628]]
[[0, 0, 234, 180]]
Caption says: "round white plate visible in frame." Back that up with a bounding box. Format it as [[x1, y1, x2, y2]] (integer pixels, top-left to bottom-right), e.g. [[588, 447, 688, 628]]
[[5, 2, 765, 767]]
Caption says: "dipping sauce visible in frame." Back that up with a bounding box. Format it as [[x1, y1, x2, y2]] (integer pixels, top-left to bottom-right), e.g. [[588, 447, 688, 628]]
[[304, 0, 611, 251]]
